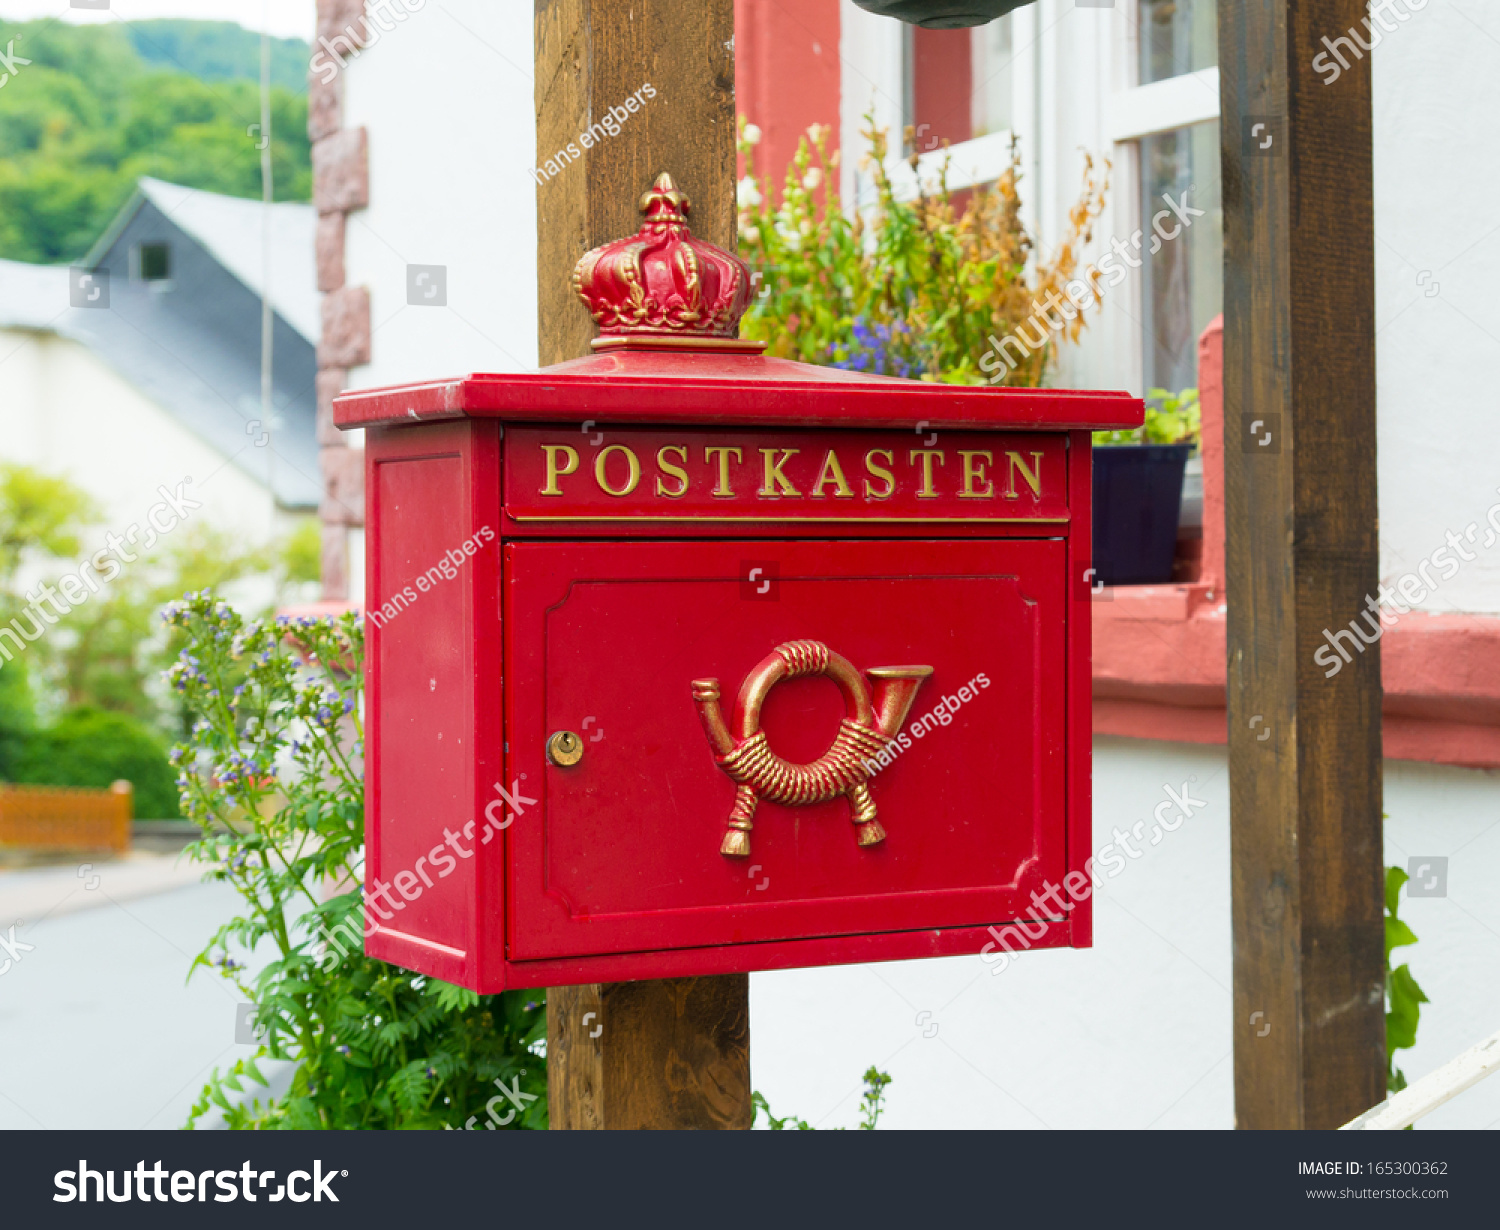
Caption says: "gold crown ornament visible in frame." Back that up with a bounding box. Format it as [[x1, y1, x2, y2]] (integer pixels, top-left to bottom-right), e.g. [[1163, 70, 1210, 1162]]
[[571, 173, 757, 350]]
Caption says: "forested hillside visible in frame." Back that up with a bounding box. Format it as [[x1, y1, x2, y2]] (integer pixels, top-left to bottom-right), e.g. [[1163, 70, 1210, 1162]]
[[0, 19, 312, 264], [126, 20, 311, 92]]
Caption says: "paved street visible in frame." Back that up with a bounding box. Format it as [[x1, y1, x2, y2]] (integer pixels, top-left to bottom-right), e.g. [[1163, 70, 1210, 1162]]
[[4, 746, 1497, 1131], [0, 853, 266, 1130]]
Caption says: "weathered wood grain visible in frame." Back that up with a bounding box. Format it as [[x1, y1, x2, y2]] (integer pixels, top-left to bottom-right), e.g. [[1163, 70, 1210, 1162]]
[[548, 977, 752, 1130], [535, 0, 737, 366], [1219, 0, 1386, 1129], [535, 0, 751, 1131]]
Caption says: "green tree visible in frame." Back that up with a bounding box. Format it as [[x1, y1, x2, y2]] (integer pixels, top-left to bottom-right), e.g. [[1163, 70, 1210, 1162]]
[[0, 463, 96, 777], [56, 522, 284, 736], [278, 517, 323, 589], [0, 19, 311, 264], [0, 657, 37, 779], [0, 463, 98, 591], [11, 706, 179, 818], [125, 20, 311, 93]]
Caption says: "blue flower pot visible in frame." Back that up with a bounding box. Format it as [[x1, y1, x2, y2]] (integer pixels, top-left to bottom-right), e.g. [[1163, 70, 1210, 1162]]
[[1091, 444, 1192, 587]]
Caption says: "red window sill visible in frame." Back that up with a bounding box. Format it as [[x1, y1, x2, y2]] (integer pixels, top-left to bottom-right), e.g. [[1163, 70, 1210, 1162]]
[[1093, 584, 1500, 769]]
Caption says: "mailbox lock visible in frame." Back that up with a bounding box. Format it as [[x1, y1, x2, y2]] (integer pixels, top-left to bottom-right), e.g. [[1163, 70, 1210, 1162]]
[[546, 730, 584, 767]]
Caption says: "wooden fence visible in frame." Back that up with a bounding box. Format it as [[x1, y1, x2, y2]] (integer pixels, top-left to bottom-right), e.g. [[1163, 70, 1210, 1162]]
[[0, 781, 133, 854]]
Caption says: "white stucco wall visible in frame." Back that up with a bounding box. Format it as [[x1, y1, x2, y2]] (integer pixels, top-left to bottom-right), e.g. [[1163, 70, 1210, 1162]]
[[0, 328, 279, 543], [1036, 2, 1500, 615], [1371, 2, 1500, 615], [341, 2, 539, 390], [752, 740, 1500, 1129], [332, 2, 1500, 1129]]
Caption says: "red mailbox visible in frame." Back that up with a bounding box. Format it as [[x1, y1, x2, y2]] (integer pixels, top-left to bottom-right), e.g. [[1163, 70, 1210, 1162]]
[[334, 175, 1141, 992]]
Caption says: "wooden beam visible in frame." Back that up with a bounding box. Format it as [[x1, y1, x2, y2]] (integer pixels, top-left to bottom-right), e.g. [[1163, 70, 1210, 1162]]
[[534, 0, 751, 1130], [547, 977, 752, 1130], [1219, 0, 1386, 1128], [535, 0, 737, 365]]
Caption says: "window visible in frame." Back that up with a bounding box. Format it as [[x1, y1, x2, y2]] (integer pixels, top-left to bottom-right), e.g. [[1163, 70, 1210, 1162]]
[[1139, 0, 1217, 85], [1140, 121, 1221, 394], [972, 15, 1013, 137], [903, 25, 973, 153], [137, 242, 171, 282]]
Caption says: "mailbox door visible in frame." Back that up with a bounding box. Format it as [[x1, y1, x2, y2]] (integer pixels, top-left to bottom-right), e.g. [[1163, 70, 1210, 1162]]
[[503, 538, 1068, 961]]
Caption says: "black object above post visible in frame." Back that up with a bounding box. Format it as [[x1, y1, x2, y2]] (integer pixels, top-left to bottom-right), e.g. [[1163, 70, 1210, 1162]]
[[851, 0, 1037, 28]]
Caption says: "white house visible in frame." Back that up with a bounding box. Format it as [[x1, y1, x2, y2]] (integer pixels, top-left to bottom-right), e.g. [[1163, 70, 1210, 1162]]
[[310, 0, 1500, 1128], [0, 178, 324, 548]]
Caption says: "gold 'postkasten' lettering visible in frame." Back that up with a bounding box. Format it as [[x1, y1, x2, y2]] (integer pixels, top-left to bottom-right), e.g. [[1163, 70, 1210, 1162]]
[[704, 446, 742, 498], [909, 449, 945, 498], [958, 450, 994, 499], [759, 448, 800, 497], [594, 444, 642, 496], [811, 450, 854, 498], [864, 449, 896, 500], [1004, 450, 1043, 499], [533, 440, 1049, 506], [540, 444, 579, 495], [655, 445, 689, 498]]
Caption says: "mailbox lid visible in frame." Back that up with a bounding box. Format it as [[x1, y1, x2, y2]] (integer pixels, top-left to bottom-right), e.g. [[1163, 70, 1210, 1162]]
[[333, 348, 1143, 434], [503, 537, 1070, 962]]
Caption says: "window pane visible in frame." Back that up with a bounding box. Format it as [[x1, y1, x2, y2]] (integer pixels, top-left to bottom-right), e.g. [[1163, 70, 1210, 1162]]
[[1140, 0, 1217, 85], [1140, 121, 1222, 395], [972, 15, 1013, 137], [139, 242, 171, 282]]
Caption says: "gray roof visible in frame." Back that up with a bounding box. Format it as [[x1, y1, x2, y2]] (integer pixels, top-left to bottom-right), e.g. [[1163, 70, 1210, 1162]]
[[88, 178, 321, 343], [0, 180, 322, 510]]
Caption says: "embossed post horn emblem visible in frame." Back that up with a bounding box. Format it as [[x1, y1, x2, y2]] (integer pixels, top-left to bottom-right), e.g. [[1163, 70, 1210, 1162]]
[[692, 641, 933, 858]]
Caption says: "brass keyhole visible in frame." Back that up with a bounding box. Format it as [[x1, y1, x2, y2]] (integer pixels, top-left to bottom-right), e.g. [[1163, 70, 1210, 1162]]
[[547, 730, 584, 767]]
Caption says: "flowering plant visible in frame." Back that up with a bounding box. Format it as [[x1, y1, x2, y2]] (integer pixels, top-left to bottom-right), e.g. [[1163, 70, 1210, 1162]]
[[1092, 387, 1201, 448], [737, 118, 1108, 387], [167, 592, 544, 1129]]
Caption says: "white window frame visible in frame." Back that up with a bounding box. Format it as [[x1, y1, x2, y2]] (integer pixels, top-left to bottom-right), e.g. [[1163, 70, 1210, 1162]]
[[838, 2, 1223, 393]]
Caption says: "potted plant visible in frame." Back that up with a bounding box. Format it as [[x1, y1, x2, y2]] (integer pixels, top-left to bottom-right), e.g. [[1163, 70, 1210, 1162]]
[[1090, 388, 1200, 587]]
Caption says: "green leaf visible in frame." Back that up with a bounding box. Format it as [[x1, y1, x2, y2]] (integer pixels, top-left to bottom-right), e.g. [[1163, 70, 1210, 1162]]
[[1385, 865, 1409, 915], [1385, 916, 1419, 959]]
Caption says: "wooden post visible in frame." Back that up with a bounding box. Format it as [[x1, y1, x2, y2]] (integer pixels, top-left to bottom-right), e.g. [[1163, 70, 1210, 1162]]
[[534, 0, 738, 365], [1219, 0, 1386, 1128], [533, 0, 752, 1130]]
